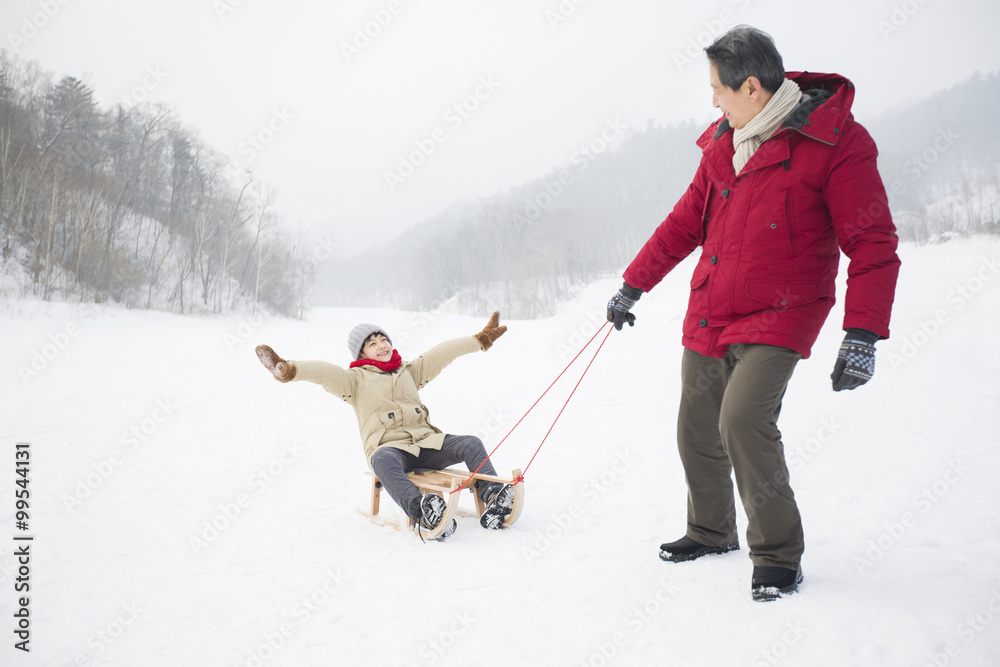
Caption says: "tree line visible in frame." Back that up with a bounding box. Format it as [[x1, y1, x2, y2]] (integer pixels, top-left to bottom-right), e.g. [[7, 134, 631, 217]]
[[0, 50, 307, 316]]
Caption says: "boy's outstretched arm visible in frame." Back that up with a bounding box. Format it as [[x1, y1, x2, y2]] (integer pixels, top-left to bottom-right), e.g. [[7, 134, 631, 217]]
[[410, 311, 507, 388], [255, 344, 357, 400]]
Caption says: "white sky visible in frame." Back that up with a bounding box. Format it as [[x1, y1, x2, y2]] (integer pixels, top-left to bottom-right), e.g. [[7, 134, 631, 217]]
[[3, 0, 998, 250]]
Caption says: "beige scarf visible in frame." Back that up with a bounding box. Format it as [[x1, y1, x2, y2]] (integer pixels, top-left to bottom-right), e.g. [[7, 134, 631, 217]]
[[732, 77, 801, 174]]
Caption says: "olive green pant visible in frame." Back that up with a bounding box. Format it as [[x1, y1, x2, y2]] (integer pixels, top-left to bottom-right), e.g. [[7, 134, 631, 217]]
[[677, 344, 803, 569]]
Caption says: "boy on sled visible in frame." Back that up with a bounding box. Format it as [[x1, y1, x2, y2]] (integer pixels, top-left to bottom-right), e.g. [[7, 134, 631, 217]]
[[254, 312, 514, 541]]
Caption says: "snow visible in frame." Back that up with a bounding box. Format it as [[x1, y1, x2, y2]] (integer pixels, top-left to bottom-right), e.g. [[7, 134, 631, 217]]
[[2, 236, 1000, 667]]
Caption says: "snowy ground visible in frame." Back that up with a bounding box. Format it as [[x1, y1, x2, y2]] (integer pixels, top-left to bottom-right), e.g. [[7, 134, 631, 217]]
[[2, 236, 999, 667]]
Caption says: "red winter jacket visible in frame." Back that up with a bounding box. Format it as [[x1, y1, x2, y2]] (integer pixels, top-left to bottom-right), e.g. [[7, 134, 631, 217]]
[[623, 71, 900, 359]]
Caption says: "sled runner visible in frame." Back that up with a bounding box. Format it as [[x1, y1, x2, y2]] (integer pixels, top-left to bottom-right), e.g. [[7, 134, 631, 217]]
[[364, 468, 524, 538]]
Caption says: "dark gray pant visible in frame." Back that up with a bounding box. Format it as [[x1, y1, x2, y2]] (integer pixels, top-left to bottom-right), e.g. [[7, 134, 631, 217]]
[[677, 344, 804, 569], [369, 435, 498, 521]]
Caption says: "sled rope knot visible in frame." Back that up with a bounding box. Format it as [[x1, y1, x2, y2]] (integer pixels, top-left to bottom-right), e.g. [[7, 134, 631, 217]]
[[451, 320, 613, 494]]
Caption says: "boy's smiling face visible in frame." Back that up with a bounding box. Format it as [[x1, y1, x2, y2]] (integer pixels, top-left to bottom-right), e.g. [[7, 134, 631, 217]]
[[360, 333, 392, 362]]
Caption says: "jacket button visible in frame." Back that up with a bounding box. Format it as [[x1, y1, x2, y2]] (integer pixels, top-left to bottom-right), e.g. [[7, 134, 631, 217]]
[[721, 189, 731, 197], [710, 256, 718, 264], [832, 128, 840, 134], [804, 120, 811, 126], [699, 318, 708, 327], [770, 223, 777, 229]]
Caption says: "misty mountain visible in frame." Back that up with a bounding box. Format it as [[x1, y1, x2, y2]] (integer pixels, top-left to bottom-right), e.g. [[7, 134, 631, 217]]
[[317, 72, 1000, 319]]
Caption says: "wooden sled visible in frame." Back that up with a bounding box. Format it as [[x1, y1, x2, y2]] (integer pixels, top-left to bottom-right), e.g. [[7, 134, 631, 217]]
[[365, 467, 525, 539]]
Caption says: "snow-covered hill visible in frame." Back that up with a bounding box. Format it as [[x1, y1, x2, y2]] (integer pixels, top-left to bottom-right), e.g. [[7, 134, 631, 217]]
[[2, 236, 999, 666]]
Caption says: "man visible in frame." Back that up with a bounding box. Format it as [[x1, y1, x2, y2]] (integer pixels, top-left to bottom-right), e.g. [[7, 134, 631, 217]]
[[254, 312, 514, 541], [607, 26, 900, 601]]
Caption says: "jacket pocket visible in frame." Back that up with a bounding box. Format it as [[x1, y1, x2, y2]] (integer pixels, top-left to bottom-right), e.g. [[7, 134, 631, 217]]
[[362, 413, 388, 450], [745, 280, 821, 309], [690, 260, 711, 290], [783, 189, 797, 257], [696, 183, 713, 245]]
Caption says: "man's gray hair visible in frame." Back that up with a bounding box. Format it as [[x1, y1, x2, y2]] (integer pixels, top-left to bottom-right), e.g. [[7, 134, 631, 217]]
[[705, 25, 785, 94]]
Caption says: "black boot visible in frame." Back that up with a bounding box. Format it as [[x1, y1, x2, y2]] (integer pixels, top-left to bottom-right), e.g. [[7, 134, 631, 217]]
[[751, 566, 803, 602], [659, 535, 740, 562], [479, 484, 515, 530], [410, 494, 457, 542]]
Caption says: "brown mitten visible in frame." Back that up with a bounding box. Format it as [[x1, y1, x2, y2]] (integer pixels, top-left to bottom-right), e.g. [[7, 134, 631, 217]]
[[473, 311, 507, 351], [255, 344, 296, 382]]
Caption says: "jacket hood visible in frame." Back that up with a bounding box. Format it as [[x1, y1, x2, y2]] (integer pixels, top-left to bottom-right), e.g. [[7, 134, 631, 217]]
[[709, 71, 857, 147]]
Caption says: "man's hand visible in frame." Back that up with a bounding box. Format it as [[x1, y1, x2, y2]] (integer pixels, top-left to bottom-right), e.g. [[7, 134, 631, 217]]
[[831, 329, 879, 391], [607, 283, 643, 331], [256, 344, 296, 382], [474, 311, 507, 351]]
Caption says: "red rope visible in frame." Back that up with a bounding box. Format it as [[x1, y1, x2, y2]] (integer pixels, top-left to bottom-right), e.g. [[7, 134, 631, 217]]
[[451, 320, 612, 494], [516, 322, 613, 479]]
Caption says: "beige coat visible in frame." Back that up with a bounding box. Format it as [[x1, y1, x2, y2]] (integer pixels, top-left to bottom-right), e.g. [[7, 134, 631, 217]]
[[292, 336, 482, 466]]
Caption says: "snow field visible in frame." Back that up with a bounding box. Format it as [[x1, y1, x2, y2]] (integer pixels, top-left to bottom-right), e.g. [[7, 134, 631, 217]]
[[0, 236, 998, 666]]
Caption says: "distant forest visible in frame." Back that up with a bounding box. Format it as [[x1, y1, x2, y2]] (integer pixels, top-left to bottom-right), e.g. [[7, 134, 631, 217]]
[[0, 50, 307, 315], [318, 72, 1000, 319]]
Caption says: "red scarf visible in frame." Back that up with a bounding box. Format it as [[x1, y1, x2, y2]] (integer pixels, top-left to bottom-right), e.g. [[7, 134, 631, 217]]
[[349, 349, 402, 372]]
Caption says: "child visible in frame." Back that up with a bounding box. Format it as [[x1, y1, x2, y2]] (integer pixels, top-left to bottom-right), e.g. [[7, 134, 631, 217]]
[[254, 312, 514, 540]]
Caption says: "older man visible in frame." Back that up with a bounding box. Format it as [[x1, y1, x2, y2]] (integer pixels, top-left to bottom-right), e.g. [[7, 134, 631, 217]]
[[607, 25, 900, 601]]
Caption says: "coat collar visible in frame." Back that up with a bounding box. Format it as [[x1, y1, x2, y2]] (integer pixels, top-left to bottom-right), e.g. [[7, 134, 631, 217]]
[[698, 71, 856, 180], [705, 71, 855, 147]]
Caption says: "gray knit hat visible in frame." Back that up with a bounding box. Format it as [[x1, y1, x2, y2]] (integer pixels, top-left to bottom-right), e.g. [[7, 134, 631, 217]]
[[348, 323, 392, 360]]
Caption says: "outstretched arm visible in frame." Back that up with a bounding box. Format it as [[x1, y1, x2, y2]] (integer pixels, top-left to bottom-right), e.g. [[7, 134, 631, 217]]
[[409, 312, 507, 388], [255, 344, 357, 400]]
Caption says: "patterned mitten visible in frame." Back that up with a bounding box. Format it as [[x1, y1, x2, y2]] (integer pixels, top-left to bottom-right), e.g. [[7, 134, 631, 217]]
[[831, 329, 878, 391]]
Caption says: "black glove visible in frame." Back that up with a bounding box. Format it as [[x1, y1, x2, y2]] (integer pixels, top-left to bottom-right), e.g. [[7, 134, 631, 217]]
[[607, 283, 643, 331], [831, 328, 879, 391]]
